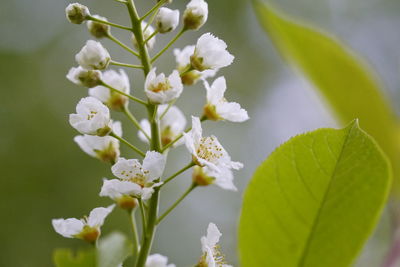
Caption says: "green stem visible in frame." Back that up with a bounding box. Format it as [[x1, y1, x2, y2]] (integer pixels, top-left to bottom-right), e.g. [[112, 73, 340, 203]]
[[140, 0, 168, 21], [87, 15, 132, 31], [162, 162, 195, 187], [101, 81, 148, 106], [144, 29, 158, 44], [110, 60, 144, 69], [113, 0, 128, 3], [159, 100, 176, 120], [138, 199, 147, 234], [156, 184, 197, 224], [180, 65, 195, 77], [129, 210, 140, 258], [127, 1, 160, 266], [143, 9, 158, 33], [122, 106, 151, 142], [107, 34, 140, 58], [109, 132, 145, 157], [151, 28, 187, 63]]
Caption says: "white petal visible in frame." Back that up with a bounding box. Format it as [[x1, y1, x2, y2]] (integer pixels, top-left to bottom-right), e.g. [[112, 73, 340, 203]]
[[142, 151, 166, 181], [203, 223, 221, 249], [205, 76, 226, 105], [52, 218, 84, 238], [112, 158, 144, 180], [87, 205, 115, 227], [100, 179, 142, 199], [145, 254, 175, 267]]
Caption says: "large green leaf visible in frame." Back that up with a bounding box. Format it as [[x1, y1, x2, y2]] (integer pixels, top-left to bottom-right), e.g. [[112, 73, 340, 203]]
[[97, 232, 133, 267], [252, 0, 400, 190], [239, 121, 391, 267], [53, 248, 96, 267]]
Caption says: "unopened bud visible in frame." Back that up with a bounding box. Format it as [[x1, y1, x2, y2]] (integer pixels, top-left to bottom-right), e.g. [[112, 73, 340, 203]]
[[183, 0, 208, 30], [192, 166, 214, 186], [67, 67, 102, 88], [87, 15, 110, 38], [156, 8, 180, 34], [66, 3, 90, 24]]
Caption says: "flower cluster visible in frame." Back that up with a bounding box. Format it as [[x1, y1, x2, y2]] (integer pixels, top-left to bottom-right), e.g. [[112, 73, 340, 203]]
[[55, 0, 248, 266]]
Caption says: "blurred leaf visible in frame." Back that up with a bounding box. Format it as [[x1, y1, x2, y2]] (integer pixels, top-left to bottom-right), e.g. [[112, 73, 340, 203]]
[[97, 232, 133, 267], [252, 0, 400, 190], [53, 248, 96, 267], [239, 121, 391, 267]]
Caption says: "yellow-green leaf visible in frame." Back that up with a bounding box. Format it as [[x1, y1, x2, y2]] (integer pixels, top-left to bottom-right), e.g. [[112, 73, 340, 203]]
[[253, 0, 400, 190], [239, 121, 391, 267]]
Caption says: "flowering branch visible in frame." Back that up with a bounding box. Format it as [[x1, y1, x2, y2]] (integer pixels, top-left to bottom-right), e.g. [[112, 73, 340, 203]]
[[56, 1, 249, 266]]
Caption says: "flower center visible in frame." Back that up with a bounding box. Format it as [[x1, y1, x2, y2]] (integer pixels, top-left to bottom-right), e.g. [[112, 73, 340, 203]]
[[119, 168, 149, 187], [86, 110, 98, 120], [196, 137, 223, 163], [150, 82, 171, 93]]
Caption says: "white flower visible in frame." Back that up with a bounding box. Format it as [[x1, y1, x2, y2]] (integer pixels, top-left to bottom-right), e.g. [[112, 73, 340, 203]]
[[191, 33, 234, 71], [156, 8, 180, 33], [203, 77, 249, 122], [87, 14, 110, 38], [89, 69, 130, 110], [193, 166, 237, 191], [132, 22, 156, 50], [52, 205, 114, 242], [111, 151, 166, 200], [66, 66, 102, 88], [75, 40, 110, 70], [138, 105, 186, 147], [100, 179, 141, 200], [66, 3, 90, 24], [145, 68, 183, 104], [74, 121, 122, 163], [184, 116, 243, 171], [145, 254, 176, 267], [69, 96, 111, 136], [199, 223, 232, 267], [183, 0, 208, 30], [173, 45, 216, 85]]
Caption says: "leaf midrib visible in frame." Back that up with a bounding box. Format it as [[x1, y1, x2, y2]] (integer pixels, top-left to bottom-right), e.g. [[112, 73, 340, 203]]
[[297, 123, 356, 266]]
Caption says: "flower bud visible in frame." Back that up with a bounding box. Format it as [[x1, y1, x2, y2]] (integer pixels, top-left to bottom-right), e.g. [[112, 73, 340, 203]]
[[67, 66, 102, 88], [183, 0, 208, 30], [87, 15, 110, 38], [192, 166, 214, 186], [75, 40, 111, 70], [155, 8, 180, 34], [65, 3, 90, 24]]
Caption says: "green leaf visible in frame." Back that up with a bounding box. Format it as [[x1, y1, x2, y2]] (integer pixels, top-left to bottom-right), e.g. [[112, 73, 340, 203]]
[[252, 0, 400, 190], [97, 232, 133, 267], [239, 121, 391, 267], [53, 248, 96, 267]]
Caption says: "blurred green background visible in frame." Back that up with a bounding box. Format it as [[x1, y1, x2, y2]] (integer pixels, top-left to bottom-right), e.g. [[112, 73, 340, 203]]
[[1, 0, 400, 266]]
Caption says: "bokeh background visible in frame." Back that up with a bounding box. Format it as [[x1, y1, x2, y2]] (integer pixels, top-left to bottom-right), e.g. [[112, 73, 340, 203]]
[[1, 0, 400, 266]]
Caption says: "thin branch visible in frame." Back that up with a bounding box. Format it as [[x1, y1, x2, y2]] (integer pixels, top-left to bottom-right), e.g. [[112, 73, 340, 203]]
[[156, 184, 197, 224], [122, 106, 151, 142], [87, 15, 132, 31], [138, 199, 147, 234], [161, 162, 195, 187], [151, 28, 187, 63], [110, 132, 145, 157], [101, 81, 148, 107], [110, 60, 144, 69], [107, 34, 140, 58], [140, 0, 168, 21]]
